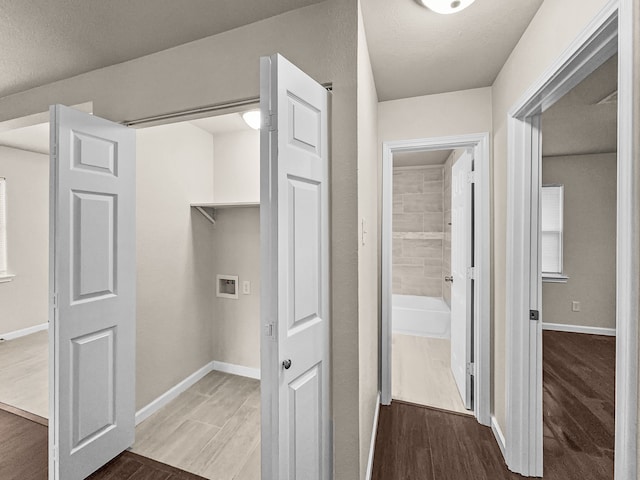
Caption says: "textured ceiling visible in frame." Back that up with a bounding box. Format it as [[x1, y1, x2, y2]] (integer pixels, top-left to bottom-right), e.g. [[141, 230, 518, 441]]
[[361, 0, 544, 101], [394, 149, 452, 167], [0, 0, 323, 98], [542, 54, 617, 157]]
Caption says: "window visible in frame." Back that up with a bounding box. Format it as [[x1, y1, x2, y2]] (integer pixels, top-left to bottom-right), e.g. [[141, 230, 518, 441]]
[[541, 185, 564, 275], [0, 177, 6, 276]]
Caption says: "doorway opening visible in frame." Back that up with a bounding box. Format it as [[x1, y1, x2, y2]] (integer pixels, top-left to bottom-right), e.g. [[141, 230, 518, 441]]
[[381, 133, 491, 427], [504, 3, 637, 478], [0, 108, 263, 479]]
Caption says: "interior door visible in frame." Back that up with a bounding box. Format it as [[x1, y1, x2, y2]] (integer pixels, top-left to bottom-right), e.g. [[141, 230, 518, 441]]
[[450, 149, 473, 410], [49, 105, 136, 480], [260, 54, 331, 480]]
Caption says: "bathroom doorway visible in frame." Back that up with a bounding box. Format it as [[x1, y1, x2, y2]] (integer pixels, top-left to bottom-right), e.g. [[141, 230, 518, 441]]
[[380, 133, 491, 427]]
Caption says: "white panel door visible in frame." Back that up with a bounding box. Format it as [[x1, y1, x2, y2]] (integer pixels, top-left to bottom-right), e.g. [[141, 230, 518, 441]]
[[260, 54, 330, 480], [49, 105, 136, 480], [450, 150, 473, 410]]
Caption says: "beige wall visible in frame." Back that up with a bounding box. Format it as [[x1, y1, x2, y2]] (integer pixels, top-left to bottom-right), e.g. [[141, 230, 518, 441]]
[[211, 207, 261, 369], [491, 0, 612, 431], [541, 154, 617, 330], [357, 2, 379, 477], [392, 166, 444, 297], [212, 130, 260, 204], [0, 147, 49, 335], [135, 122, 214, 409], [378, 87, 492, 143]]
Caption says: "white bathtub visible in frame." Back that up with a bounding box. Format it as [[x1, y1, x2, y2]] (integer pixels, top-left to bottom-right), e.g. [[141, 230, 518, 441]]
[[392, 295, 451, 339]]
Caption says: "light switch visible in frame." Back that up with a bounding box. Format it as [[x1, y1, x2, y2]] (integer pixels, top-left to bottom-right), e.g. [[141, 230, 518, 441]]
[[242, 280, 251, 295], [572, 301, 580, 312]]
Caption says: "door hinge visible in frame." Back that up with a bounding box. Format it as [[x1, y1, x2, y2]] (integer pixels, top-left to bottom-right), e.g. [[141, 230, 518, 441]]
[[264, 323, 275, 339], [264, 112, 277, 132], [467, 266, 476, 280], [467, 171, 476, 184], [466, 362, 476, 376], [52, 293, 58, 309], [529, 309, 540, 321], [53, 444, 58, 463]]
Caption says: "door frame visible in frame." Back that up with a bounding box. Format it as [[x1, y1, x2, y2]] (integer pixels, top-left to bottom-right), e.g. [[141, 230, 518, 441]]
[[505, 1, 638, 477], [381, 132, 491, 427]]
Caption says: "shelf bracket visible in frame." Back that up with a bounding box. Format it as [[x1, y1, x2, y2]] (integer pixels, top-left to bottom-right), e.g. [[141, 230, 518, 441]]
[[194, 206, 216, 225]]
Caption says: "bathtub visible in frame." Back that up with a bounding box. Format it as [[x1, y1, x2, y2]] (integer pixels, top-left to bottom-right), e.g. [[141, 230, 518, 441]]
[[392, 295, 451, 339]]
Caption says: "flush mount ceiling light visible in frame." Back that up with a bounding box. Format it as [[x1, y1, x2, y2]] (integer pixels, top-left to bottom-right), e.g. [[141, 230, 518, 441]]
[[241, 109, 261, 130], [416, 0, 476, 14]]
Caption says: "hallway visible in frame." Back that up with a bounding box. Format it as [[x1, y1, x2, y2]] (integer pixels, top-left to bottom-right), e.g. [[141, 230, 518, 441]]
[[372, 331, 615, 479]]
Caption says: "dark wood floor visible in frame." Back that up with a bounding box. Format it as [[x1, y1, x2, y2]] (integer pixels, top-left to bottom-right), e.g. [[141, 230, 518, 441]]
[[371, 331, 615, 479], [0, 408, 206, 480], [542, 331, 615, 479]]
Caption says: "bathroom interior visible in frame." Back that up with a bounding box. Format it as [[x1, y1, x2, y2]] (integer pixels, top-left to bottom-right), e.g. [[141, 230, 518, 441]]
[[391, 147, 471, 415]]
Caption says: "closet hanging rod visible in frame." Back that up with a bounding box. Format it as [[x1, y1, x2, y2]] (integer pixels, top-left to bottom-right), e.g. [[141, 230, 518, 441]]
[[121, 83, 332, 127]]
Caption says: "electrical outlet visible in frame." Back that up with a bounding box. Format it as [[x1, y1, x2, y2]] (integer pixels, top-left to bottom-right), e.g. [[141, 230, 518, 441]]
[[242, 281, 251, 295], [572, 301, 580, 312]]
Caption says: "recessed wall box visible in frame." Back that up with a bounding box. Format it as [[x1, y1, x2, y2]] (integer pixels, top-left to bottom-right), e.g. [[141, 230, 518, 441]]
[[217, 274, 239, 299]]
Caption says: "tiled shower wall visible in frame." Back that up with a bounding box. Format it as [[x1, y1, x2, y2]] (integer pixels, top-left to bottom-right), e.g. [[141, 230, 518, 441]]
[[392, 166, 444, 297]]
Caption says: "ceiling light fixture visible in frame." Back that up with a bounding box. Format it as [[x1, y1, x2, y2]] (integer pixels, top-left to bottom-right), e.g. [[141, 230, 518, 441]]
[[241, 109, 261, 130], [416, 0, 476, 14]]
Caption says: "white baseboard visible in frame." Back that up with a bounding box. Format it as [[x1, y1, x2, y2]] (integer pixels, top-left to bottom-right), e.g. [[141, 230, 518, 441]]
[[135, 361, 215, 425], [135, 360, 261, 425], [542, 322, 616, 336], [212, 360, 260, 380], [491, 415, 506, 459], [0, 322, 48, 341], [365, 392, 382, 480]]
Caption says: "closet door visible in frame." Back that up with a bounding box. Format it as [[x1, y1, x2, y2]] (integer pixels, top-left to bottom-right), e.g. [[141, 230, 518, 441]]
[[260, 54, 331, 480], [49, 105, 136, 480]]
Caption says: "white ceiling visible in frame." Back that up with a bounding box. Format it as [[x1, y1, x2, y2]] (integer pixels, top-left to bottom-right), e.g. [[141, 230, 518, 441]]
[[190, 112, 254, 136], [0, 0, 323, 98], [394, 149, 452, 167], [0, 123, 49, 154], [0, 110, 254, 154], [361, 0, 544, 101], [542, 54, 617, 157]]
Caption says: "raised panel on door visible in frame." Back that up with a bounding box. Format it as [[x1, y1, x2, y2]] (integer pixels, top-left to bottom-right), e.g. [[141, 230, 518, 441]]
[[261, 54, 330, 480], [50, 105, 136, 480]]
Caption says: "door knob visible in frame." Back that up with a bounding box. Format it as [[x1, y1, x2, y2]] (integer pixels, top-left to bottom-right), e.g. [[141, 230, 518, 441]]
[[282, 359, 292, 370], [444, 275, 454, 283]]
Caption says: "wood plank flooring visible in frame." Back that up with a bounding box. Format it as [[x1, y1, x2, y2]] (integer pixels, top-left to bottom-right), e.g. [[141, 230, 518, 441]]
[[373, 331, 615, 479], [542, 331, 615, 480], [0, 408, 206, 480], [131, 370, 260, 480], [0, 330, 48, 418], [392, 333, 470, 415]]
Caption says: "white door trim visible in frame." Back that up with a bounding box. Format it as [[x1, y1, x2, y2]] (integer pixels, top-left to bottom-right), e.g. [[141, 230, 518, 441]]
[[381, 132, 491, 427], [505, 1, 639, 478]]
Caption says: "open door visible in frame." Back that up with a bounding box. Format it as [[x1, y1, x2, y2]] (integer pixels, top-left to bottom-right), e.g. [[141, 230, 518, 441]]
[[450, 149, 473, 410], [49, 105, 136, 480], [260, 54, 331, 480]]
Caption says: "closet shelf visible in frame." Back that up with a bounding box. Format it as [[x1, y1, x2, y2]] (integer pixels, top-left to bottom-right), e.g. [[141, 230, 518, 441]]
[[190, 202, 260, 225]]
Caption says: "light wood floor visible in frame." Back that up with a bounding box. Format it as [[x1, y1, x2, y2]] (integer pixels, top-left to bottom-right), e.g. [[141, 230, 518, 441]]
[[131, 371, 260, 480], [392, 333, 471, 415], [0, 330, 48, 418], [0, 331, 259, 479]]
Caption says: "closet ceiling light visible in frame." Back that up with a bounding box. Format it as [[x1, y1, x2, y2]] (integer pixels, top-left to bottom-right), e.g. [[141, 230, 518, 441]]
[[416, 0, 476, 14], [241, 110, 261, 130]]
